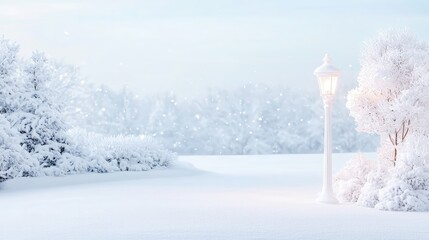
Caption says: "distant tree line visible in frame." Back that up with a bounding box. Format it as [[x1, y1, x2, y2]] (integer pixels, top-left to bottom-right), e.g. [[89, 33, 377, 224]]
[[65, 81, 378, 155]]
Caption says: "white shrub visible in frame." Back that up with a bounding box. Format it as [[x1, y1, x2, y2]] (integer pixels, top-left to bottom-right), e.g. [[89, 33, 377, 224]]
[[375, 139, 429, 211], [334, 154, 375, 203], [68, 128, 176, 173], [357, 167, 387, 208]]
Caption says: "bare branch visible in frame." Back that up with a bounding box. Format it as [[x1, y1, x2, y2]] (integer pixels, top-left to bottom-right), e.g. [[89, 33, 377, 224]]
[[403, 128, 409, 142], [389, 134, 395, 146]]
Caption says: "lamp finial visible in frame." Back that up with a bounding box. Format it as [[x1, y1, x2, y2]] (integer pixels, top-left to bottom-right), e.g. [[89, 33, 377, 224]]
[[323, 54, 331, 64]]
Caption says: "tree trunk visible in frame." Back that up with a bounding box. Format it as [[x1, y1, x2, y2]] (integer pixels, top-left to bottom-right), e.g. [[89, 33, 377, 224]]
[[389, 120, 410, 167], [393, 147, 397, 166]]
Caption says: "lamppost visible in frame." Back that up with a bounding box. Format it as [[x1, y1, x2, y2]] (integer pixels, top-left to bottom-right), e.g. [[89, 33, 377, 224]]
[[314, 54, 340, 204]]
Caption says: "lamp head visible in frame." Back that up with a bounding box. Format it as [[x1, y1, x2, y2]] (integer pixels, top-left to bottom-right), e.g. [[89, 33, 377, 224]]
[[314, 54, 340, 96]]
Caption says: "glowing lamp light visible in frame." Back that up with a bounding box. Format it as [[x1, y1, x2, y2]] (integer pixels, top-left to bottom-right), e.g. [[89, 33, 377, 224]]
[[314, 54, 340, 96]]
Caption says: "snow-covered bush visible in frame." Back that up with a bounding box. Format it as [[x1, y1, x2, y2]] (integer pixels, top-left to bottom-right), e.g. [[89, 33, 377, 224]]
[[334, 154, 375, 203], [356, 167, 387, 208], [375, 138, 429, 211], [68, 129, 175, 172]]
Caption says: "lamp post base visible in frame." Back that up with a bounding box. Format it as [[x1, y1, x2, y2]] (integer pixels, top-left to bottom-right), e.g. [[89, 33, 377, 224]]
[[316, 192, 339, 204]]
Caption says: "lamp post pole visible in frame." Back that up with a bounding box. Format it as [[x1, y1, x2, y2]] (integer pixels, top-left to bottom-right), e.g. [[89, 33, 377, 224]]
[[318, 95, 337, 203], [314, 54, 339, 204]]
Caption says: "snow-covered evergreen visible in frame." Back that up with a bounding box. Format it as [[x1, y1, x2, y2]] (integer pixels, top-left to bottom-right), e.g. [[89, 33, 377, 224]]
[[6, 52, 75, 174], [0, 115, 39, 182], [0, 37, 40, 181], [0, 36, 21, 115]]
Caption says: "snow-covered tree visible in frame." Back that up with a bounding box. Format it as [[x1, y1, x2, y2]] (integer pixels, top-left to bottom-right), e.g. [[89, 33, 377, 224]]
[[47, 62, 88, 126], [337, 29, 429, 211], [146, 93, 183, 151], [0, 36, 21, 115], [7, 52, 74, 173], [116, 86, 143, 135], [347, 29, 429, 166], [0, 36, 39, 181], [65, 84, 148, 136], [333, 92, 377, 153]]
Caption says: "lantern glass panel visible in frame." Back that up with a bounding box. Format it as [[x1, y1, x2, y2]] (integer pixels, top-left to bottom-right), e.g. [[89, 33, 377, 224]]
[[318, 75, 338, 96]]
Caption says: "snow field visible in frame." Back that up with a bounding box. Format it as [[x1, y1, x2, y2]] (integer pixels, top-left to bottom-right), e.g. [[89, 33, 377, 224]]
[[1, 153, 428, 240]]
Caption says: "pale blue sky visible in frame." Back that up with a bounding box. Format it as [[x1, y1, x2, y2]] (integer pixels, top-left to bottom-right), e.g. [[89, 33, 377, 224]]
[[1, 0, 429, 96]]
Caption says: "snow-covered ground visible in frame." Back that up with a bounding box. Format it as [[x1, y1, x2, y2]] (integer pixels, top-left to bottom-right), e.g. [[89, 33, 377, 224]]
[[1, 153, 428, 240]]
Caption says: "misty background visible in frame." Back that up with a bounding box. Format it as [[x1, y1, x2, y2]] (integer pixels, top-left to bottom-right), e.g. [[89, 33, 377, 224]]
[[2, 0, 429, 97]]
